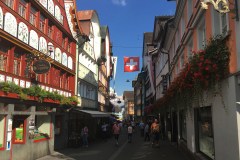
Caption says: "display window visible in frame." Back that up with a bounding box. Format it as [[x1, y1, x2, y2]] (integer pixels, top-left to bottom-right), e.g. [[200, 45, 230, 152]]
[[12, 115, 27, 144], [31, 115, 51, 142], [196, 107, 215, 159], [0, 115, 6, 150]]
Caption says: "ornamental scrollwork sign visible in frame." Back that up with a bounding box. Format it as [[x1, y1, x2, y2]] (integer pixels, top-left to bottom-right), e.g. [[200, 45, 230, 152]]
[[201, 0, 230, 13]]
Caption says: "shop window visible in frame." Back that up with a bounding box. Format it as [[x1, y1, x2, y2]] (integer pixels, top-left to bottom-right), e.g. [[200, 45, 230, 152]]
[[195, 107, 215, 159], [13, 115, 26, 144], [32, 115, 51, 142], [0, 115, 5, 149]]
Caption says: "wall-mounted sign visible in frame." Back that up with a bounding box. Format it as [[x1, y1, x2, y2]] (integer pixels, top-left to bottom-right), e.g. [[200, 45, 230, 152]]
[[32, 60, 51, 74]]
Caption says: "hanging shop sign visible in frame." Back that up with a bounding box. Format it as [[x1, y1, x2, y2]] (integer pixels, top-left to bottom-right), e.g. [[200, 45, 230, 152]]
[[201, 0, 230, 13], [32, 59, 51, 74]]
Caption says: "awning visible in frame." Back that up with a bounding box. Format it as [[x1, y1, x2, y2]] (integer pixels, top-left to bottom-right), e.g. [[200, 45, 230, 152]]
[[73, 108, 110, 118]]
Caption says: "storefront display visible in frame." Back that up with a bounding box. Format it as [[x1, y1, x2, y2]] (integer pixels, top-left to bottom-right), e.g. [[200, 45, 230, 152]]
[[33, 115, 51, 141], [196, 106, 214, 159]]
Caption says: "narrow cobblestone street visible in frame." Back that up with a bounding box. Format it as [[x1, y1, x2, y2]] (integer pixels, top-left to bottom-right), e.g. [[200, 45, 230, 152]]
[[37, 128, 193, 160]]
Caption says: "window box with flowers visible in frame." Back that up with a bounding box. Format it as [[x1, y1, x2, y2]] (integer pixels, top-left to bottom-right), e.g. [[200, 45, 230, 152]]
[[0, 82, 79, 106], [146, 34, 230, 114]]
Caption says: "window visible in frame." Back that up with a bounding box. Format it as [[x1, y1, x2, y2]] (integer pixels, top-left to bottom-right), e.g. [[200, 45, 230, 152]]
[[180, 53, 184, 70], [5, 0, 14, 9], [30, 7, 37, 27], [13, 51, 22, 76], [195, 107, 214, 159], [62, 36, 66, 48], [39, 14, 46, 32], [13, 115, 26, 144], [0, 45, 8, 72], [181, 16, 185, 39], [67, 44, 71, 52], [197, 19, 206, 50], [48, 23, 53, 38], [187, 39, 193, 60], [44, 73, 48, 84], [212, 8, 228, 36], [78, 82, 95, 100], [187, 0, 193, 22], [31, 115, 51, 142], [0, 115, 5, 149], [18, 0, 27, 18]]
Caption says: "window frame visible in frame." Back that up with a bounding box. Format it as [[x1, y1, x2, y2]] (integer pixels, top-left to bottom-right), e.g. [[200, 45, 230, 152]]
[[197, 18, 206, 50], [18, 0, 27, 19], [39, 14, 46, 33], [30, 7, 37, 27], [5, 0, 14, 9], [13, 51, 22, 76]]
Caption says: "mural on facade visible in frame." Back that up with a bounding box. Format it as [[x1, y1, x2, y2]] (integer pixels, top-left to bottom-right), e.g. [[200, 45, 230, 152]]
[[62, 52, 68, 67], [39, 37, 47, 55], [18, 22, 28, 44], [0, 7, 3, 29], [48, 0, 54, 15], [29, 30, 39, 50], [55, 5, 61, 22], [4, 13, 17, 37], [39, 0, 47, 9], [55, 48, 62, 63], [68, 57, 73, 69]]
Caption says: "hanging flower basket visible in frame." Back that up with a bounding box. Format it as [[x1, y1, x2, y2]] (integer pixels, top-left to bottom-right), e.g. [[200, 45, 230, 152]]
[[148, 34, 230, 114]]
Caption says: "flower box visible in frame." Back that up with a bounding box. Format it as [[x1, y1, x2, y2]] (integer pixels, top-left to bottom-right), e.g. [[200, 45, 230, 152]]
[[43, 98, 60, 104], [0, 91, 19, 99]]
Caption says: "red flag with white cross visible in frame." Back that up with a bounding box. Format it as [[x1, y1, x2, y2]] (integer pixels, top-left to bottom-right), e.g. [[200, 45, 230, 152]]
[[124, 57, 140, 72]]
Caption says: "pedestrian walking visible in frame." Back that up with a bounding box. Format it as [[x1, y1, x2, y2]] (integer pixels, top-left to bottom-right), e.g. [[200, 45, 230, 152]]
[[139, 121, 145, 137], [127, 123, 133, 143], [81, 126, 89, 147], [101, 122, 108, 141], [112, 122, 120, 146], [144, 122, 150, 141], [151, 119, 160, 147]]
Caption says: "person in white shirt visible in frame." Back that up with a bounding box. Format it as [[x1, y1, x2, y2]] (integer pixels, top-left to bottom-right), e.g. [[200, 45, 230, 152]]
[[127, 123, 133, 143]]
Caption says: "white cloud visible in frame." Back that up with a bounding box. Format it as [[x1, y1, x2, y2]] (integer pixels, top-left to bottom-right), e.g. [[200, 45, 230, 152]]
[[112, 0, 127, 6]]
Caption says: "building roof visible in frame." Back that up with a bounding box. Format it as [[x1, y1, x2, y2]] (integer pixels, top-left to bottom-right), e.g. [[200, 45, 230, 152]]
[[77, 10, 95, 20]]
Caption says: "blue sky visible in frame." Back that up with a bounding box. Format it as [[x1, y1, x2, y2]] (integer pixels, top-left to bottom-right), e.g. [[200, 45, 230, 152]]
[[76, 0, 176, 96]]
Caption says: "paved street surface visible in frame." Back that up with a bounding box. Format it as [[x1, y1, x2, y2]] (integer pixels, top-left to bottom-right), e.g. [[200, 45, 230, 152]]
[[37, 128, 193, 160]]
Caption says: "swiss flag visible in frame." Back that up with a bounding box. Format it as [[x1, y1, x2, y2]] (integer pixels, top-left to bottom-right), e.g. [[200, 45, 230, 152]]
[[124, 57, 140, 72]]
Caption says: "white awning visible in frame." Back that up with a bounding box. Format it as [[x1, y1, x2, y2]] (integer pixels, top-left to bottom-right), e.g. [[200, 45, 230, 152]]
[[73, 109, 110, 118]]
